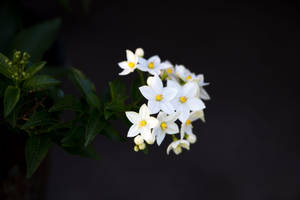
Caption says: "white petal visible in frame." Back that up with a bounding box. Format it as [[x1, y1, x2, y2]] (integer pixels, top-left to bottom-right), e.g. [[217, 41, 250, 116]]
[[137, 64, 148, 72], [163, 87, 177, 101], [166, 143, 173, 155], [119, 68, 131, 76], [178, 105, 190, 122], [148, 100, 160, 114], [167, 80, 181, 90], [139, 86, 155, 100], [165, 112, 180, 122], [199, 88, 210, 100], [139, 104, 150, 119], [118, 61, 128, 69], [125, 111, 140, 124], [160, 102, 175, 114], [147, 116, 159, 128], [138, 57, 147, 66], [185, 126, 193, 135], [189, 110, 204, 122], [151, 75, 163, 92], [140, 127, 151, 139], [156, 132, 166, 146], [127, 124, 139, 137], [149, 55, 161, 64], [157, 112, 167, 121], [126, 50, 137, 62], [180, 140, 190, 150], [166, 122, 179, 134], [183, 82, 198, 98], [187, 98, 206, 111]]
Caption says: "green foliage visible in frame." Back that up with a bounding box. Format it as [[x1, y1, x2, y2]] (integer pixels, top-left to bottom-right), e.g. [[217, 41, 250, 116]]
[[4, 85, 20, 117], [23, 75, 60, 90], [25, 135, 52, 178]]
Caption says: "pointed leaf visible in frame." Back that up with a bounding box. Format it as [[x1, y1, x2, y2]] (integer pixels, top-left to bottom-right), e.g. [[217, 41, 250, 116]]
[[4, 85, 20, 117], [25, 61, 46, 78], [49, 95, 82, 112], [0, 53, 11, 78], [25, 135, 52, 178], [22, 111, 57, 129], [23, 75, 60, 90], [85, 112, 106, 146], [9, 18, 61, 62]]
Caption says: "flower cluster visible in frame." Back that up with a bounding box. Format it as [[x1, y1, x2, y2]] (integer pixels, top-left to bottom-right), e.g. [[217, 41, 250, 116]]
[[118, 48, 210, 155]]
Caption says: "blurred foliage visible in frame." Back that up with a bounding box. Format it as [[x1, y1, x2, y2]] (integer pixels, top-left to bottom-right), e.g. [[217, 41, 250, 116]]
[[0, 0, 143, 178]]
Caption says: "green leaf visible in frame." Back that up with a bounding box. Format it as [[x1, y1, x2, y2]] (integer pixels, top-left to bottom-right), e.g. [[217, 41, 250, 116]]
[[9, 18, 61, 62], [0, 53, 11, 78], [4, 85, 20, 117], [130, 76, 143, 104], [25, 61, 46, 78], [25, 135, 52, 178], [22, 111, 57, 129], [109, 79, 126, 102], [23, 75, 60, 90], [101, 122, 124, 141], [69, 68, 101, 110], [85, 112, 106, 146], [49, 95, 82, 112]]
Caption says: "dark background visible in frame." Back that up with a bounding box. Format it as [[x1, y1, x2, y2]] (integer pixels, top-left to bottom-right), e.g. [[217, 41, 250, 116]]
[[24, 0, 300, 199]]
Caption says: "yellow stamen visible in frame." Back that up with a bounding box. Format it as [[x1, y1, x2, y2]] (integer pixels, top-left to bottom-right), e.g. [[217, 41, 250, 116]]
[[167, 68, 173, 74], [155, 94, 163, 101], [128, 62, 135, 68], [148, 62, 154, 69], [139, 120, 147, 127], [186, 75, 192, 80], [160, 122, 168, 130], [179, 96, 187, 103], [186, 120, 191, 125]]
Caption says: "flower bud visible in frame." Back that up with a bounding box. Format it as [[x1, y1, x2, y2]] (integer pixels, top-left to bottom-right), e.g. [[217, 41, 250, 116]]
[[138, 142, 146, 150], [144, 133, 155, 145], [135, 48, 144, 57], [134, 135, 144, 145], [174, 146, 182, 155], [134, 145, 139, 152], [187, 134, 197, 144]]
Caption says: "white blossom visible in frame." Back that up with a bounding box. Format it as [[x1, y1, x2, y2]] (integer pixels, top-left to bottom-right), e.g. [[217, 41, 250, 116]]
[[180, 110, 205, 138], [152, 112, 179, 146], [125, 104, 159, 140], [197, 74, 210, 100], [137, 55, 169, 75], [139, 75, 177, 114], [166, 139, 190, 155], [168, 80, 205, 122], [118, 50, 139, 75]]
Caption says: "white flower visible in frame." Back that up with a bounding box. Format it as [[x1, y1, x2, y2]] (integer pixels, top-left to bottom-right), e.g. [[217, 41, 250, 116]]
[[175, 65, 197, 82], [125, 104, 159, 140], [187, 133, 197, 144], [180, 110, 205, 138], [168, 80, 205, 122], [166, 139, 190, 155], [197, 74, 210, 100], [118, 50, 138, 75], [137, 55, 169, 75], [152, 112, 179, 146], [144, 132, 155, 144], [135, 48, 144, 57], [139, 75, 177, 114]]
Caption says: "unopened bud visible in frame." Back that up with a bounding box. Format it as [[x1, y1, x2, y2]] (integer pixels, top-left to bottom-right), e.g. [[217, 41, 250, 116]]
[[187, 134, 197, 144], [144, 133, 155, 145], [135, 48, 144, 57], [138, 142, 146, 150], [174, 146, 182, 155], [134, 145, 139, 152], [134, 135, 144, 145]]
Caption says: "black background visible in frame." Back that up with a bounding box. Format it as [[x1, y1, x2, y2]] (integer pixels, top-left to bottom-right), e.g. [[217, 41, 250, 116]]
[[25, 0, 300, 199]]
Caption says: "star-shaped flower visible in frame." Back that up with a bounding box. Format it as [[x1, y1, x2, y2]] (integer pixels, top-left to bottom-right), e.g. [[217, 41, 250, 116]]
[[152, 112, 179, 146], [139, 75, 177, 114], [137, 55, 169, 75], [180, 110, 204, 139], [166, 139, 190, 155], [125, 104, 159, 140], [168, 80, 205, 122], [118, 50, 138, 75], [197, 74, 210, 100]]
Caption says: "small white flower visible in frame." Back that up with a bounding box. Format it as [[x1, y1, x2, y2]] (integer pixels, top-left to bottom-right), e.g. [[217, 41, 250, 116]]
[[152, 112, 179, 146], [135, 48, 144, 57], [125, 104, 159, 140], [139, 75, 177, 114], [197, 74, 210, 100], [144, 132, 155, 144], [166, 139, 190, 155], [180, 110, 205, 138], [118, 50, 138, 76], [137, 55, 169, 75], [175, 65, 197, 82], [168, 80, 205, 122], [187, 133, 197, 144]]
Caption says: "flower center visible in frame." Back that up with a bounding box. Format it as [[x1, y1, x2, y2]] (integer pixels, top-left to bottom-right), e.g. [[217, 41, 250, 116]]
[[128, 62, 135, 68], [167, 68, 173, 74], [139, 120, 147, 127], [186, 75, 192, 80], [155, 94, 163, 101], [148, 62, 154, 69], [179, 96, 187, 103], [160, 122, 168, 130], [186, 119, 191, 125]]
